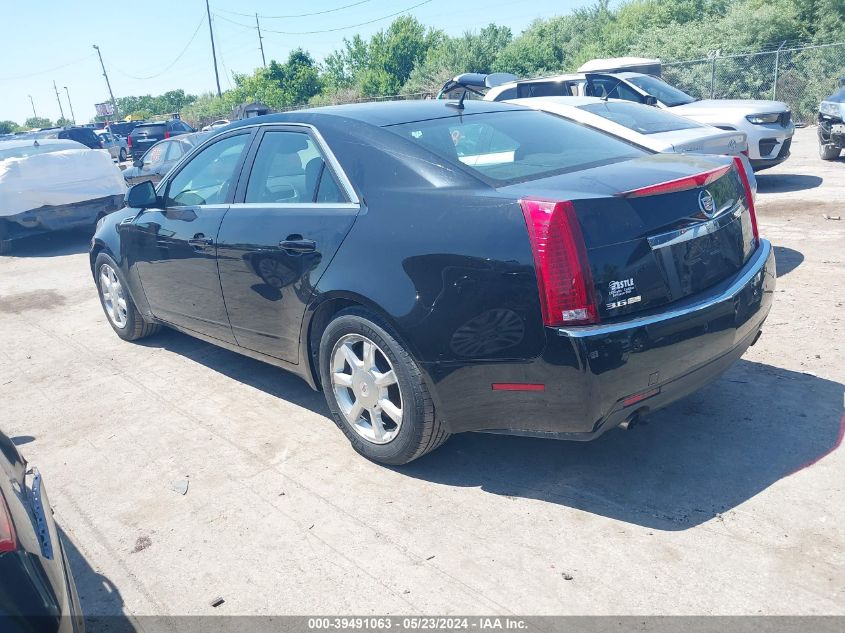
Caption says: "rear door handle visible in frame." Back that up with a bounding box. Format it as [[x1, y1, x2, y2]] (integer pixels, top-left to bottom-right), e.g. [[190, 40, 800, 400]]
[[279, 238, 316, 253]]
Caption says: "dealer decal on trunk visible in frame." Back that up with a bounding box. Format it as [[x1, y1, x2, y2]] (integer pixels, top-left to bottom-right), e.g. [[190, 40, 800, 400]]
[[607, 278, 641, 310]]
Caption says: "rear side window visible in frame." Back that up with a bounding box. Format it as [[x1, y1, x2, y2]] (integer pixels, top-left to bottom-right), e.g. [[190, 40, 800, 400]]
[[388, 110, 646, 185], [579, 101, 703, 134], [516, 81, 576, 98], [245, 131, 346, 204]]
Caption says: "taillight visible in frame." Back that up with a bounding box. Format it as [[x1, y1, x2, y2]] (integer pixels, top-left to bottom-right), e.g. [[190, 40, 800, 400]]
[[520, 199, 597, 326], [0, 489, 17, 554], [164, 131, 171, 139], [127, 135, 132, 147], [733, 155, 760, 247], [618, 164, 731, 198]]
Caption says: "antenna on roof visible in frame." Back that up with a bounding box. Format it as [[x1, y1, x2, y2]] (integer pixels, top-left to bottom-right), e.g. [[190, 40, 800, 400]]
[[447, 89, 467, 110]]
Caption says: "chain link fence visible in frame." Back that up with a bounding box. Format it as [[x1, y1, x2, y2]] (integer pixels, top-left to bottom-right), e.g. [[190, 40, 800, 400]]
[[662, 42, 845, 124]]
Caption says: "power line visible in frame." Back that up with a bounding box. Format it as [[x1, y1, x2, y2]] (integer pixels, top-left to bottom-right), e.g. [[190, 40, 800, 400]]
[[0, 53, 95, 82], [113, 16, 206, 80], [215, 0, 434, 35], [214, 0, 373, 19]]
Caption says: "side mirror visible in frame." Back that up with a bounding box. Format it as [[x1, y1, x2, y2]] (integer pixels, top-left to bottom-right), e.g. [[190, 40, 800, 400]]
[[133, 158, 143, 168], [643, 95, 658, 107], [125, 181, 159, 209]]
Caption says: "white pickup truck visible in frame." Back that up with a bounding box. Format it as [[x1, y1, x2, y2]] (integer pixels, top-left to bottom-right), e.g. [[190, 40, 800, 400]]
[[472, 57, 795, 171]]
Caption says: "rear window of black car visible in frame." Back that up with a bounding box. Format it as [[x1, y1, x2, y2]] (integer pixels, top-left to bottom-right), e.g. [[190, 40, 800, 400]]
[[387, 110, 647, 185], [579, 101, 702, 134], [133, 124, 166, 135]]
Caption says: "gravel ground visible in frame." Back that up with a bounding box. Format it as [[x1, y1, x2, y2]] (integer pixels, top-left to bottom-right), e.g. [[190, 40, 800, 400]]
[[0, 126, 842, 621]]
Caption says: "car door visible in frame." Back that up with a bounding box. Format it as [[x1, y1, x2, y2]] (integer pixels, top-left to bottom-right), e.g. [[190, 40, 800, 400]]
[[216, 126, 360, 363], [126, 130, 253, 343]]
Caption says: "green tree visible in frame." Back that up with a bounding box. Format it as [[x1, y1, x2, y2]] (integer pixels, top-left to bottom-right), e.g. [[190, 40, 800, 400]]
[[0, 120, 20, 134], [24, 117, 52, 129]]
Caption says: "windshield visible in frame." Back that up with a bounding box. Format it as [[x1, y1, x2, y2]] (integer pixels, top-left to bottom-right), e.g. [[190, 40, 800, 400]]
[[579, 101, 703, 134], [387, 110, 646, 185], [626, 75, 696, 106]]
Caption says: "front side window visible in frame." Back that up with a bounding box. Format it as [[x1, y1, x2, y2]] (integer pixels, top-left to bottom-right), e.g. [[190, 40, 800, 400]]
[[143, 143, 167, 166], [389, 110, 646, 185], [625, 75, 697, 107], [244, 131, 345, 204], [579, 101, 703, 134], [165, 134, 248, 206], [588, 78, 644, 102]]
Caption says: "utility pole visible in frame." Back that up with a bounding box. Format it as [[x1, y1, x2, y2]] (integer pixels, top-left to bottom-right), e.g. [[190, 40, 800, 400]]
[[205, 0, 222, 97], [53, 80, 66, 123], [92, 44, 118, 117], [64, 86, 77, 124], [256, 13, 266, 68], [28, 95, 37, 119]]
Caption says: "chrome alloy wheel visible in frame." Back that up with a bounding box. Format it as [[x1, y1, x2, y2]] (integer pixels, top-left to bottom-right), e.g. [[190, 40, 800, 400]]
[[99, 264, 128, 329], [331, 334, 403, 444]]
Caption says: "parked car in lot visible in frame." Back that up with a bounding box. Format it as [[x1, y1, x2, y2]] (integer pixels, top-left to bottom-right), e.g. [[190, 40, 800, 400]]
[[507, 96, 749, 154], [121, 133, 207, 186], [0, 430, 85, 631], [0, 138, 126, 254], [106, 120, 143, 139], [818, 77, 845, 160], [127, 118, 195, 160], [466, 59, 795, 171], [91, 100, 774, 465], [30, 126, 105, 150], [96, 130, 128, 162], [201, 119, 231, 132]]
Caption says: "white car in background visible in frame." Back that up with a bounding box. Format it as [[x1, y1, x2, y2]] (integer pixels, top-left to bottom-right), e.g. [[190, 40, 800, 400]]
[[507, 96, 748, 155], [471, 57, 795, 171], [0, 139, 126, 254]]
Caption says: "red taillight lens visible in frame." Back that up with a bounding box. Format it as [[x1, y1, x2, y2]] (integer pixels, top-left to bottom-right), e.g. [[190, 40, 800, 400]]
[[618, 164, 731, 198], [520, 199, 598, 326], [733, 156, 759, 246], [0, 490, 17, 554], [127, 135, 132, 147], [164, 131, 171, 139]]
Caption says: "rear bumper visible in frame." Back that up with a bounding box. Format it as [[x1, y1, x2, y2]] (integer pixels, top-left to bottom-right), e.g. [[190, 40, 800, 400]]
[[429, 239, 776, 437]]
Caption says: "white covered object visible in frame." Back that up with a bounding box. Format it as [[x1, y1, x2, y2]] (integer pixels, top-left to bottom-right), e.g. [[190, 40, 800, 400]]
[[0, 145, 127, 217]]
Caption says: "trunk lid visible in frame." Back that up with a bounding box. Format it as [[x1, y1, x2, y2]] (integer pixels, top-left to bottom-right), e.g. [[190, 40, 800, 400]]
[[647, 128, 747, 155], [501, 154, 758, 321]]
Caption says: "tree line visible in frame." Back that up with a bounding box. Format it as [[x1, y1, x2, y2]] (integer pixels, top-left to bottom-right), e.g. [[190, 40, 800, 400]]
[[2, 0, 843, 132]]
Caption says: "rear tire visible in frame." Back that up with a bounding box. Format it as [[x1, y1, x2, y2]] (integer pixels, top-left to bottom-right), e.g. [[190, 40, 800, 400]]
[[119, 148, 127, 162], [94, 252, 160, 341], [319, 308, 449, 465]]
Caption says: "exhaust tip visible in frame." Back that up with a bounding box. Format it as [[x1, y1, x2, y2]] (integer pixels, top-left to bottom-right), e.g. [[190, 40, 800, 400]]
[[618, 413, 639, 431]]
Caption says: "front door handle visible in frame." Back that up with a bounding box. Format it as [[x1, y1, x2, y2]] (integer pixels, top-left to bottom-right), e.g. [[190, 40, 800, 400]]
[[279, 238, 316, 253]]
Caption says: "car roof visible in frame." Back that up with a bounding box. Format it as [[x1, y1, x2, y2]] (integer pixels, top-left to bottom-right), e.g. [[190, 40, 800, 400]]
[[0, 138, 86, 150], [227, 99, 529, 130], [509, 96, 607, 108]]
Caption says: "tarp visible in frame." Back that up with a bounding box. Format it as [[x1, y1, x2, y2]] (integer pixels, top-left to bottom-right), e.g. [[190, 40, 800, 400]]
[[0, 147, 126, 217]]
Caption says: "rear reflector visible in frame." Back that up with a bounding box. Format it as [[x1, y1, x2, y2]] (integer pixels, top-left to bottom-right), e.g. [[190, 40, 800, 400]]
[[520, 199, 598, 326], [0, 490, 17, 554], [622, 387, 660, 408], [732, 156, 759, 246], [618, 164, 732, 198], [492, 383, 545, 392]]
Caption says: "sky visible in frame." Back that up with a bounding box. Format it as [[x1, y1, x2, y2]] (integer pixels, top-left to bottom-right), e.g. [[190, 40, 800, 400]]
[[0, 0, 603, 125]]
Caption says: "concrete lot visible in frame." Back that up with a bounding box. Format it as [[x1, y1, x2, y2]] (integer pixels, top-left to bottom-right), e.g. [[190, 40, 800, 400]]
[[0, 127, 842, 620]]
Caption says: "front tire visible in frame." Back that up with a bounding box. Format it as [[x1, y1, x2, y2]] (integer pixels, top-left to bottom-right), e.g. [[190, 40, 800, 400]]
[[119, 148, 127, 162], [319, 309, 449, 465], [94, 252, 160, 341]]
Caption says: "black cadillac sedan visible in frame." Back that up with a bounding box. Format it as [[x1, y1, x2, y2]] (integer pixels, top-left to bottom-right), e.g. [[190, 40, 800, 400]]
[[90, 100, 775, 465], [0, 432, 84, 632]]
